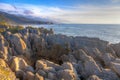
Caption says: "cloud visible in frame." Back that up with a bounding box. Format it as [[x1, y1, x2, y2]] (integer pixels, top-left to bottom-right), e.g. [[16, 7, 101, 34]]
[[0, 3, 16, 11], [23, 10, 34, 15], [0, 3, 120, 24], [111, 0, 120, 2]]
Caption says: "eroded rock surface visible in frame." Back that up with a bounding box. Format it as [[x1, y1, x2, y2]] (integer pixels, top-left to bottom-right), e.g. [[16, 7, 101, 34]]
[[0, 27, 120, 80]]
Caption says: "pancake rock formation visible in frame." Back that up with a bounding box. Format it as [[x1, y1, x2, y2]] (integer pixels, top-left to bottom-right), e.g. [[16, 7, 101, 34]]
[[0, 27, 120, 80]]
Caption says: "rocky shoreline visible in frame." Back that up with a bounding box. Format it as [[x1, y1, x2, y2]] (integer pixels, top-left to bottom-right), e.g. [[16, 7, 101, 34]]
[[0, 27, 120, 80]]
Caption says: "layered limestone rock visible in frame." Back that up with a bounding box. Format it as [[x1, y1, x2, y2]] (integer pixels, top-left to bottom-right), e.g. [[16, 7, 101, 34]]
[[4, 32, 27, 55], [36, 60, 58, 80], [11, 56, 34, 71], [0, 34, 9, 60], [74, 49, 101, 77], [111, 62, 120, 76], [98, 69, 119, 80], [10, 56, 34, 79], [1, 27, 120, 80], [101, 53, 115, 67], [35, 59, 79, 80], [110, 43, 120, 57]]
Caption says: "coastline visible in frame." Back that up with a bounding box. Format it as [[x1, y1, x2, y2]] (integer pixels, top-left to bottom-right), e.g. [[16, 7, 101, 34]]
[[0, 26, 120, 80], [24, 24, 120, 44]]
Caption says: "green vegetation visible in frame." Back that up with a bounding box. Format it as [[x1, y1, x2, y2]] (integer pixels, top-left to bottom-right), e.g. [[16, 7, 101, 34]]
[[31, 43, 71, 65], [0, 21, 8, 26], [39, 27, 54, 34], [0, 21, 24, 33], [0, 21, 10, 28], [0, 66, 16, 80], [45, 44, 70, 64], [0, 21, 9, 33], [26, 26, 35, 29], [8, 25, 24, 34]]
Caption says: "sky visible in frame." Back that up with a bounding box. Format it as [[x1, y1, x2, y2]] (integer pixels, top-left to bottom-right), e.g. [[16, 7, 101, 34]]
[[0, 0, 120, 24]]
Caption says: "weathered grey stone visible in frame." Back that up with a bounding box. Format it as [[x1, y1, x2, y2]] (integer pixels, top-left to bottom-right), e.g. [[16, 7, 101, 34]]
[[98, 69, 119, 80], [111, 62, 120, 76], [5, 33, 27, 55], [58, 69, 77, 80], [37, 70, 47, 77], [62, 62, 73, 70], [48, 72, 56, 80], [102, 53, 114, 67], [87, 75, 102, 80]]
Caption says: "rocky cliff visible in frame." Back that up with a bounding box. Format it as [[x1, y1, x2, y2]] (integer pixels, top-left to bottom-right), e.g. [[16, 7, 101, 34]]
[[0, 27, 120, 80]]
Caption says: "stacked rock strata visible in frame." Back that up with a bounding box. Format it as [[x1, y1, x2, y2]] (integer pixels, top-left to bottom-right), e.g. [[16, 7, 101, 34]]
[[0, 27, 120, 80]]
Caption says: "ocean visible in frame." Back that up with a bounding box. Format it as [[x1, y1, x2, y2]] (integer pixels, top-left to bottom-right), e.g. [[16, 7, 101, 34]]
[[27, 24, 120, 43]]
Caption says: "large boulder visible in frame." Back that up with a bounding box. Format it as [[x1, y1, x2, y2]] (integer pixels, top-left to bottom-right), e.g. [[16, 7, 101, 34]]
[[10, 56, 28, 71], [10, 56, 34, 72]]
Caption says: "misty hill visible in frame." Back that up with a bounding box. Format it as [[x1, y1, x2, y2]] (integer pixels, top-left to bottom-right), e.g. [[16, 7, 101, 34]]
[[0, 11, 53, 25]]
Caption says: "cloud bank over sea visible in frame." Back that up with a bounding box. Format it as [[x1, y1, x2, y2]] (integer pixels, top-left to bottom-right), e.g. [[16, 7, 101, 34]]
[[0, 0, 120, 24]]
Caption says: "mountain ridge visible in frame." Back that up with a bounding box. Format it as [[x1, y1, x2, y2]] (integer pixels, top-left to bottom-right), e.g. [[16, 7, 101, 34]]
[[0, 11, 53, 25]]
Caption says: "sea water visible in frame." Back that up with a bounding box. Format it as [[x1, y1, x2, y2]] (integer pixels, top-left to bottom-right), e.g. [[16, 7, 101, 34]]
[[28, 24, 120, 43]]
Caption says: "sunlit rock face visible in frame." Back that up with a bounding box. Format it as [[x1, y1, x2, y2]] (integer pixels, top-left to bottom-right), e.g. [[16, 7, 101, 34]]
[[10, 56, 34, 79], [0, 59, 16, 80], [1, 27, 120, 80], [4, 32, 27, 55], [0, 34, 9, 60]]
